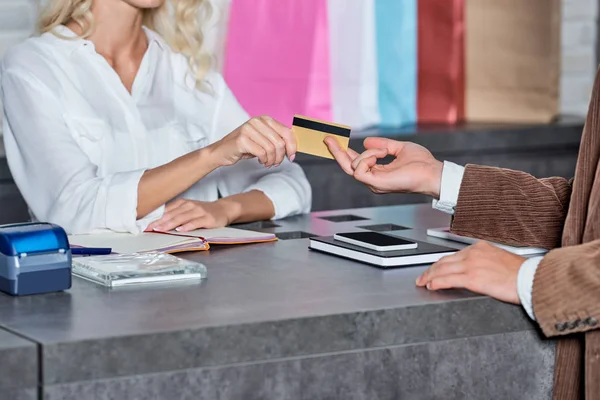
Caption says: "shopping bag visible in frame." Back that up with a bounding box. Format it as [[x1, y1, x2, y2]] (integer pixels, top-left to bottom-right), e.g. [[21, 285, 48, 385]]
[[418, 0, 465, 123], [328, 0, 380, 130], [224, 0, 332, 126], [465, 0, 561, 123], [375, 0, 418, 127]]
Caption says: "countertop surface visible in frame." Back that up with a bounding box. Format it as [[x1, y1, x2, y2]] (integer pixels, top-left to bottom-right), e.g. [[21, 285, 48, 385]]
[[0, 205, 535, 385], [0, 329, 37, 391]]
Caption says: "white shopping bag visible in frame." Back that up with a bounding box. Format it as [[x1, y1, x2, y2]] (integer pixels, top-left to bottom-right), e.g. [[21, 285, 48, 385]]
[[328, 0, 381, 130]]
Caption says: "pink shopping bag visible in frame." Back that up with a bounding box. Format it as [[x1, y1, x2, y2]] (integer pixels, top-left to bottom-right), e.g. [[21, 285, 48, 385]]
[[224, 0, 332, 127]]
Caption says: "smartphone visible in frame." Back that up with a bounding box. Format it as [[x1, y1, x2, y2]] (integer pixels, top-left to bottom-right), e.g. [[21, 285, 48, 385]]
[[333, 232, 418, 252]]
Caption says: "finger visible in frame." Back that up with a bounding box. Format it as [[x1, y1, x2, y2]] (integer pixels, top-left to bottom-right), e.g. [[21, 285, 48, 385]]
[[146, 220, 160, 232], [363, 137, 404, 156], [351, 148, 388, 171], [152, 202, 197, 230], [416, 262, 466, 286], [239, 135, 268, 165], [162, 209, 206, 232], [353, 156, 379, 184], [324, 137, 358, 175], [178, 215, 214, 232], [252, 118, 286, 166], [163, 201, 195, 220], [261, 116, 297, 161], [348, 148, 360, 159], [426, 274, 469, 291], [165, 198, 187, 212], [432, 251, 467, 266], [246, 122, 277, 166]]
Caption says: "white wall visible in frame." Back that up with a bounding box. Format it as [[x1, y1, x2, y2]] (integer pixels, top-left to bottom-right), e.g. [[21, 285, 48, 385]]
[[0, 0, 597, 134], [0, 0, 39, 135], [0, 0, 38, 56], [561, 0, 599, 115]]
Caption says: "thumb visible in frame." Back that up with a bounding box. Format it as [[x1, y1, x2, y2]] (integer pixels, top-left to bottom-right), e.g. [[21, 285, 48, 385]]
[[363, 137, 404, 156]]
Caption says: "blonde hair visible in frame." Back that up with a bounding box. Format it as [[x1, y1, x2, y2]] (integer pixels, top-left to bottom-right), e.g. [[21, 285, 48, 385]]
[[38, 0, 213, 89]]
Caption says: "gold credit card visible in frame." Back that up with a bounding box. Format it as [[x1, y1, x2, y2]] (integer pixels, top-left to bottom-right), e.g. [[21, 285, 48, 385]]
[[291, 115, 351, 159]]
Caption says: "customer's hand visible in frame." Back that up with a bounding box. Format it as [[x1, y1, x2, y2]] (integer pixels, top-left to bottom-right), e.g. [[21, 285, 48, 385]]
[[147, 199, 235, 232], [207, 116, 296, 168], [416, 241, 525, 304], [325, 137, 443, 198]]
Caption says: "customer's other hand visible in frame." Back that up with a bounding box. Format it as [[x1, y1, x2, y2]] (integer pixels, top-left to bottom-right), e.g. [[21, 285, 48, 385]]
[[325, 137, 443, 197], [416, 241, 525, 304]]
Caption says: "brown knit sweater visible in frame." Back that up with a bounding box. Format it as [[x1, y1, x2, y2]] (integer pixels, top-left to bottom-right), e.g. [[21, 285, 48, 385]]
[[451, 67, 600, 399]]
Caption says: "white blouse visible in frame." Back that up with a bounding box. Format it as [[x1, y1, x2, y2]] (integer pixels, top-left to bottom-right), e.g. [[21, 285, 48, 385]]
[[0, 26, 311, 234]]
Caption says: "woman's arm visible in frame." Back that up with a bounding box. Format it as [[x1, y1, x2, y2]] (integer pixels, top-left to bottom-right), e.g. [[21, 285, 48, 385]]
[[133, 69, 311, 233], [136, 146, 218, 219], [211, 74, 312, 220], [451, 165, 572, 249], [144, 112, 308, 232], [2, 62, 295, 233]]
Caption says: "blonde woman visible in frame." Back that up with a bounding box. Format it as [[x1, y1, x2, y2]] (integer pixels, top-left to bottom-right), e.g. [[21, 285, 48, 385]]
[[0, 0, 312, 234]]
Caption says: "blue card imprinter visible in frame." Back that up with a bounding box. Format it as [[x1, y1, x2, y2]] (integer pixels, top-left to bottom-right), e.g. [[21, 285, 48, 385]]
[[0, 222, 72, 296]]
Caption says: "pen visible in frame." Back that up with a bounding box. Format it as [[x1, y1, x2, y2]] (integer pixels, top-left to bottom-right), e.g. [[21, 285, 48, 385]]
[[70, 247, 112, 255]]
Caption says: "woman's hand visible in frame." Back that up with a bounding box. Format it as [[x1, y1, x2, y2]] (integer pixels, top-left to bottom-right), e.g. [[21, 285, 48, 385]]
[[416, 241, 525, 304], [325, 137, 443, 198], [207, 115, 297, 168], [147, 198, 237, 232]]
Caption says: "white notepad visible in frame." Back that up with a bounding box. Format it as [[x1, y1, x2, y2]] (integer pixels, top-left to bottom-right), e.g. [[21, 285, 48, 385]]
[[167, 227, 276, 244], [69, 227, 277, 254], [426, 228, 548, 256], [69, 232, 207, 254]]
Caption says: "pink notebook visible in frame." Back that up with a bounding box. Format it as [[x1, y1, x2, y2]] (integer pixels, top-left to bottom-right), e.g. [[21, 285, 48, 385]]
[[69, 228, 277, 254]]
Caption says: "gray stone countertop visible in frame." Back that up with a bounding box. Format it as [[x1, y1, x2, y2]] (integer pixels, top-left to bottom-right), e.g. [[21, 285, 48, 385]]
[[0, 329, 38, 394], [0, 205, 537, 387]]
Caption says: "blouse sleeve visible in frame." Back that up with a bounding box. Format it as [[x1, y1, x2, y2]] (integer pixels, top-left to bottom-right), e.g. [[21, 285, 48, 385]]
[[1, 68, 161, 234]]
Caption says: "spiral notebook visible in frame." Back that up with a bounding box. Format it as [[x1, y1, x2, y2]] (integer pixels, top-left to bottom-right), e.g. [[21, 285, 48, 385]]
[[69, 227, 277, 254]]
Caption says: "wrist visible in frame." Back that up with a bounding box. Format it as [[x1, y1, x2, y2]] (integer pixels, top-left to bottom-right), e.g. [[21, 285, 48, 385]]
[[424, 160, 443, 199], [198, 144, 225, 170], [516, 256, 543, 320], [215, 197, 243, 225]]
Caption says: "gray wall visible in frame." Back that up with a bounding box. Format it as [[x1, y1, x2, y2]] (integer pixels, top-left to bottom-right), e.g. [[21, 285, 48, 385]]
[[297, 120, 582, 211]]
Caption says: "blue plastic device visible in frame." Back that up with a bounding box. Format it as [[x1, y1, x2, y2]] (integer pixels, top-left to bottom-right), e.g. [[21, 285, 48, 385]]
[[0, 222, 72, 296]]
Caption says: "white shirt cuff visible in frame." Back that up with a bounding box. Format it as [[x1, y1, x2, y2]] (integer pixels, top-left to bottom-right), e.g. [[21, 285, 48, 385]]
[[517, 256, 543, 321], [432, 161, 465, 215], [243, 162, 309, 220], [105, 169, 165, 234]]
